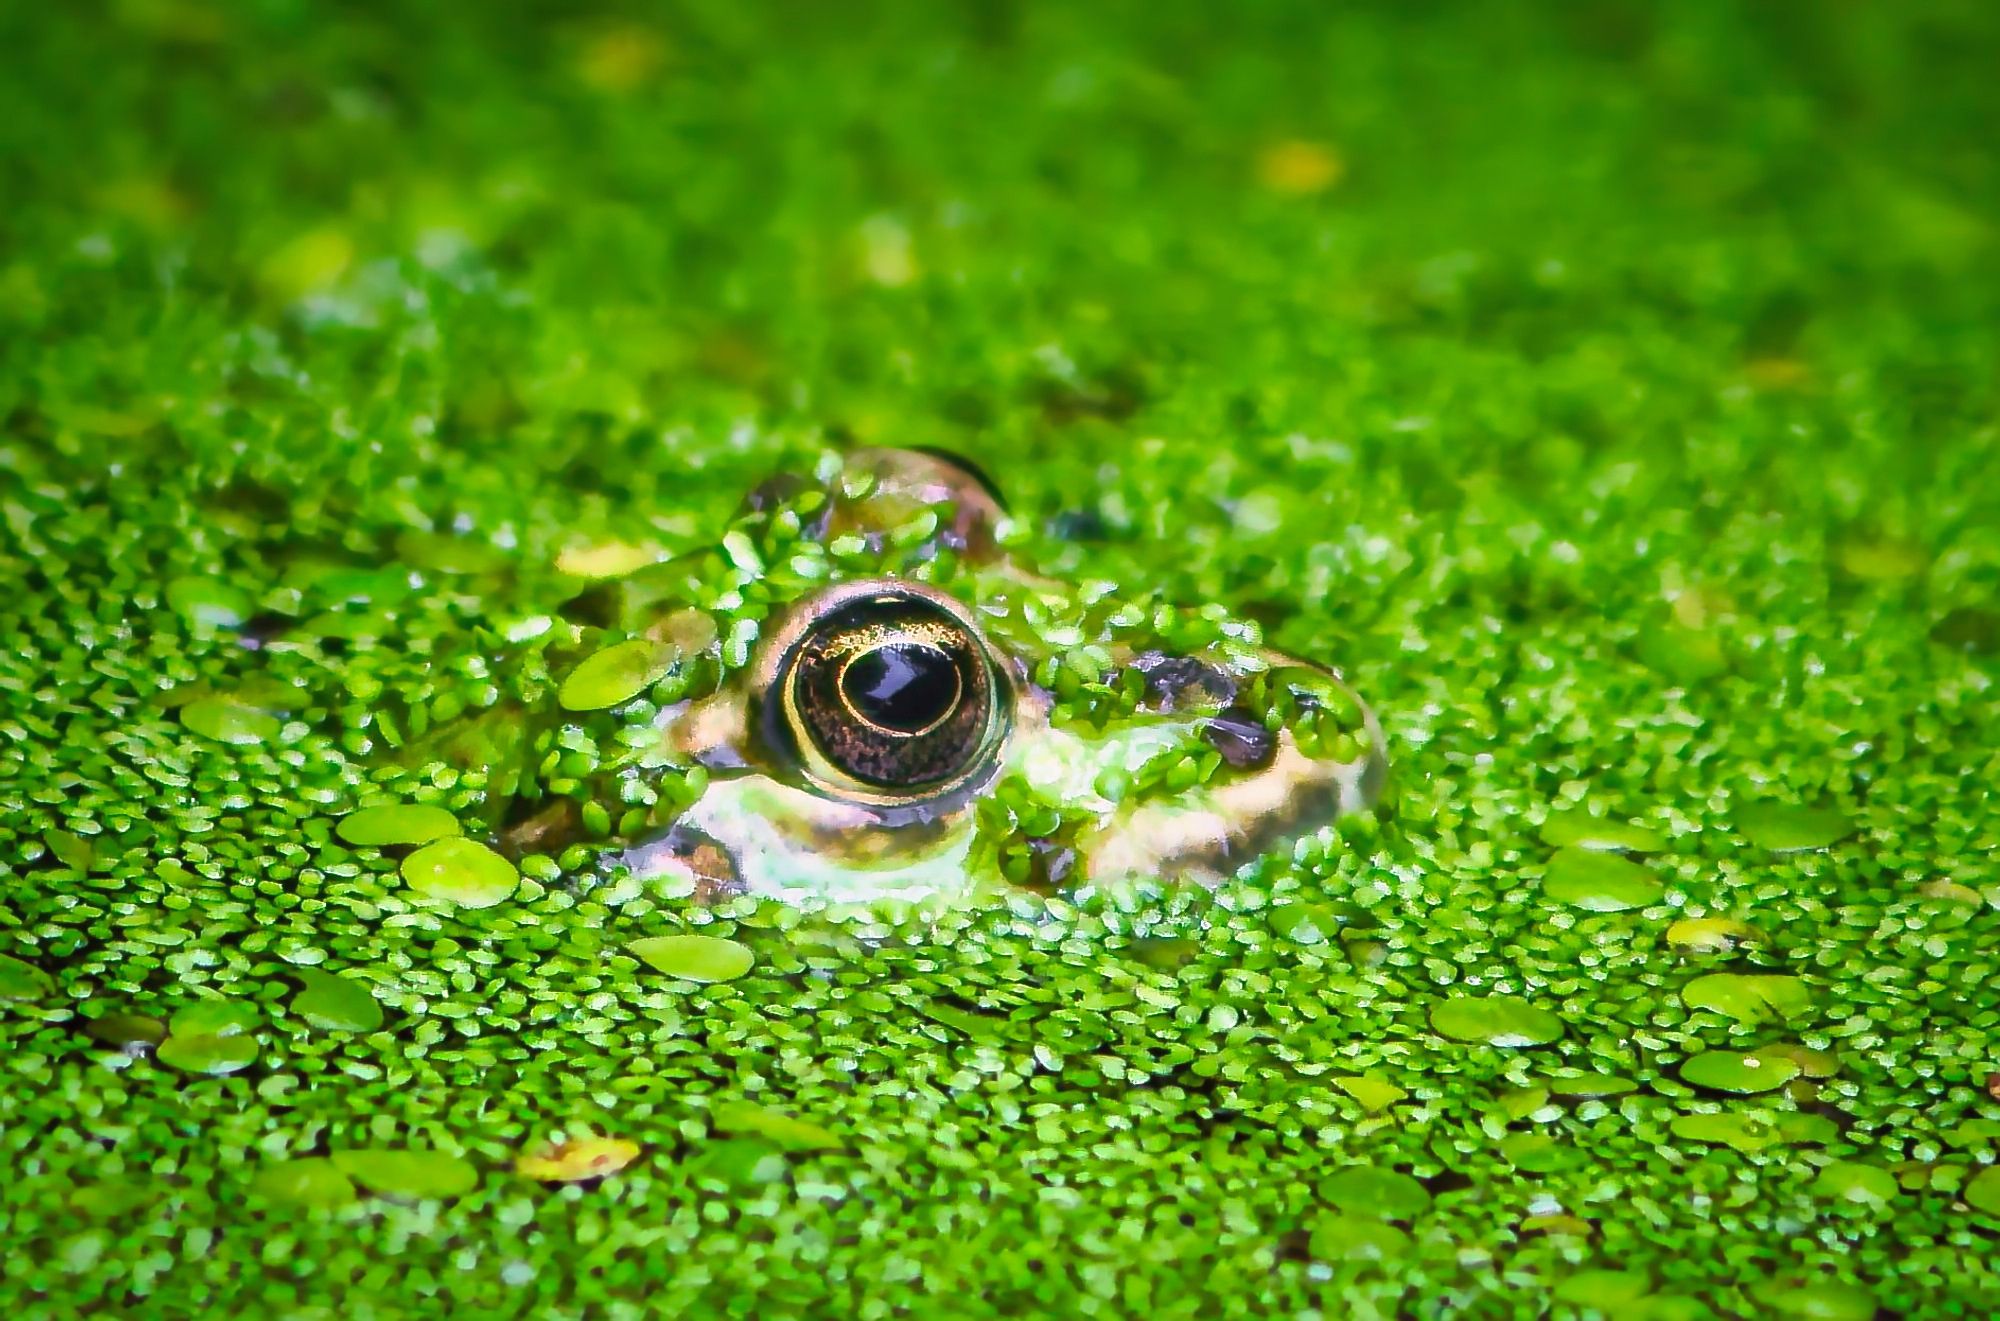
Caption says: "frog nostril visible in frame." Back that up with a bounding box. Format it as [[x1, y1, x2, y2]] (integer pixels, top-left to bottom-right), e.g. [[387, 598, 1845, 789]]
[[840, 642, 963, 735]]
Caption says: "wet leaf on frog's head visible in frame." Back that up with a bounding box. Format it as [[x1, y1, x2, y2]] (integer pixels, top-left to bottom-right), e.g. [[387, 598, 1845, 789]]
[[402, 838, 519, 908], [516, 1135, 643, 1183], [336, 803, 461, 848], [627, 933, 754, 983], [292, 968, 385, 1032], [1430, 994, 1566, 1047], [558, 638, 678, 711], [330, 1148, 479, 1200], [1731, 802, 1855, 852], [250, 1158, 360, 1210]]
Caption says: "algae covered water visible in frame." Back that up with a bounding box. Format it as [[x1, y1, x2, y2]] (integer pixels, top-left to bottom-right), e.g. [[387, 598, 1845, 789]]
[[4, 2, 2000, 1316]]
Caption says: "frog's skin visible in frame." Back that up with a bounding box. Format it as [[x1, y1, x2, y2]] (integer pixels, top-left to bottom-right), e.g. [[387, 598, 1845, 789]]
[[418, 448, 1385, 910]]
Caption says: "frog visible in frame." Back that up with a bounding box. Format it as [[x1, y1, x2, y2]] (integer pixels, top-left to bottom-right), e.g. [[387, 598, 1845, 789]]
[[400, 447, 1386, 911]]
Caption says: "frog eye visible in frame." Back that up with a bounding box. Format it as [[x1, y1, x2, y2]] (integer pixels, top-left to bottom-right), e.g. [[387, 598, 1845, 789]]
[[762, 583, 1009, 802]]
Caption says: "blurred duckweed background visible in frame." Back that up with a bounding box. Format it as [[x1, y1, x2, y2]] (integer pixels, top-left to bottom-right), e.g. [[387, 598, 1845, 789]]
[[4, 1, 2000, 1316]]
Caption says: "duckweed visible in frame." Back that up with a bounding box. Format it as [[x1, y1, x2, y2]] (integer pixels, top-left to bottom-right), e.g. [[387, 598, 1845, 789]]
[[291, 969, 385, 1033], [329, 1149, 480, 1201], [401, 838, 520, 908], [335, 804, 462, 848], [627, 934, 756, 983], [5, 2, 1999, 1317], [1430, 994, 1566, 1048], [557, 638, 681, 712], [1540, 846, 1664, 911]]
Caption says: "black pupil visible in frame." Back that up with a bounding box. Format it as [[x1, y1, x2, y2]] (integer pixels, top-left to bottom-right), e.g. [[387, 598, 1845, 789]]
[[841, 642, 960, 734]]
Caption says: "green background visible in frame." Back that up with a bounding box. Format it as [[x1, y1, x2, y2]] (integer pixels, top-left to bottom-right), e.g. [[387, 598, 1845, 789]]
[[4, 0, 1999, 1316]]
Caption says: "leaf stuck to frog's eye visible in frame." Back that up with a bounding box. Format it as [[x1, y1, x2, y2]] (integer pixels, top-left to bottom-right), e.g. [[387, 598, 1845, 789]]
[[761, 581, 1010, 803]]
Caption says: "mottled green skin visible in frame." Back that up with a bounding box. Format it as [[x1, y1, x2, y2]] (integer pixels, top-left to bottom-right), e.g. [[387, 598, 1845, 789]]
[[435, 448, 1384, 911]]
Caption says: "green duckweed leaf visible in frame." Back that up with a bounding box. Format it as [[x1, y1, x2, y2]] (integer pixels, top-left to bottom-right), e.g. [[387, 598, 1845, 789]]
[[395, 529, 505, 575], [1544, 1071, 1639, 1099], [1542, 847, 1664, 911], [250, 1158, 359, 1209], [1332, 1075, 1408, 1113], [331, 1148, 479, 1200], [68, 1182, 160, 1221], [1756, 1280, 1876, 1321], [156, 1032, 259, 1075], [293, 968, 384, 1032], [558, 638, 678, 711], [1308, 1214, 1410, 1263], [1681, 973, 1812, 1024], [1269, 901, 1338, 944], [402, 838, 518, 908], [711, 1100, 841, 1152], [1430, 994, 1566, 1047], [1499, 1133, 1586, 1173], [43, 829, 96, 872], [628, 933, 755, 983], [1962, 1165, 2000, 1215], [1732, 803, 1855, 852], [1932, 606, 2000, 657], [1664, 917, 1761, 953], [170, 999, 258, 1038], [1539, 810, 1665, 853], [1554, 1270, 1653, 1308], [1318, 1165, 1430, 1220], [1811, 1161, 1897, 1207], [336, 804, 462, 847], [0, 953, 55, 1002], [1668, 1111, 1784, 1154], [1636, 622, 1729, 683], [1679, 1049, 1801, 1094], [166, 576, 251, 630], [84, 1012, 166, 1049], [181, 696, 282, 746]]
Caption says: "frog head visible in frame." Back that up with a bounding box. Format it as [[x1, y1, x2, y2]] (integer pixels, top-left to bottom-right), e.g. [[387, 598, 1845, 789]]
[[419, 448, 1385, 911]]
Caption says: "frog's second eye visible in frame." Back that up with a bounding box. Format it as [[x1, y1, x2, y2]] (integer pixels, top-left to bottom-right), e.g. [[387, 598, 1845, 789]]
[[764, 584, 1008, 802]]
